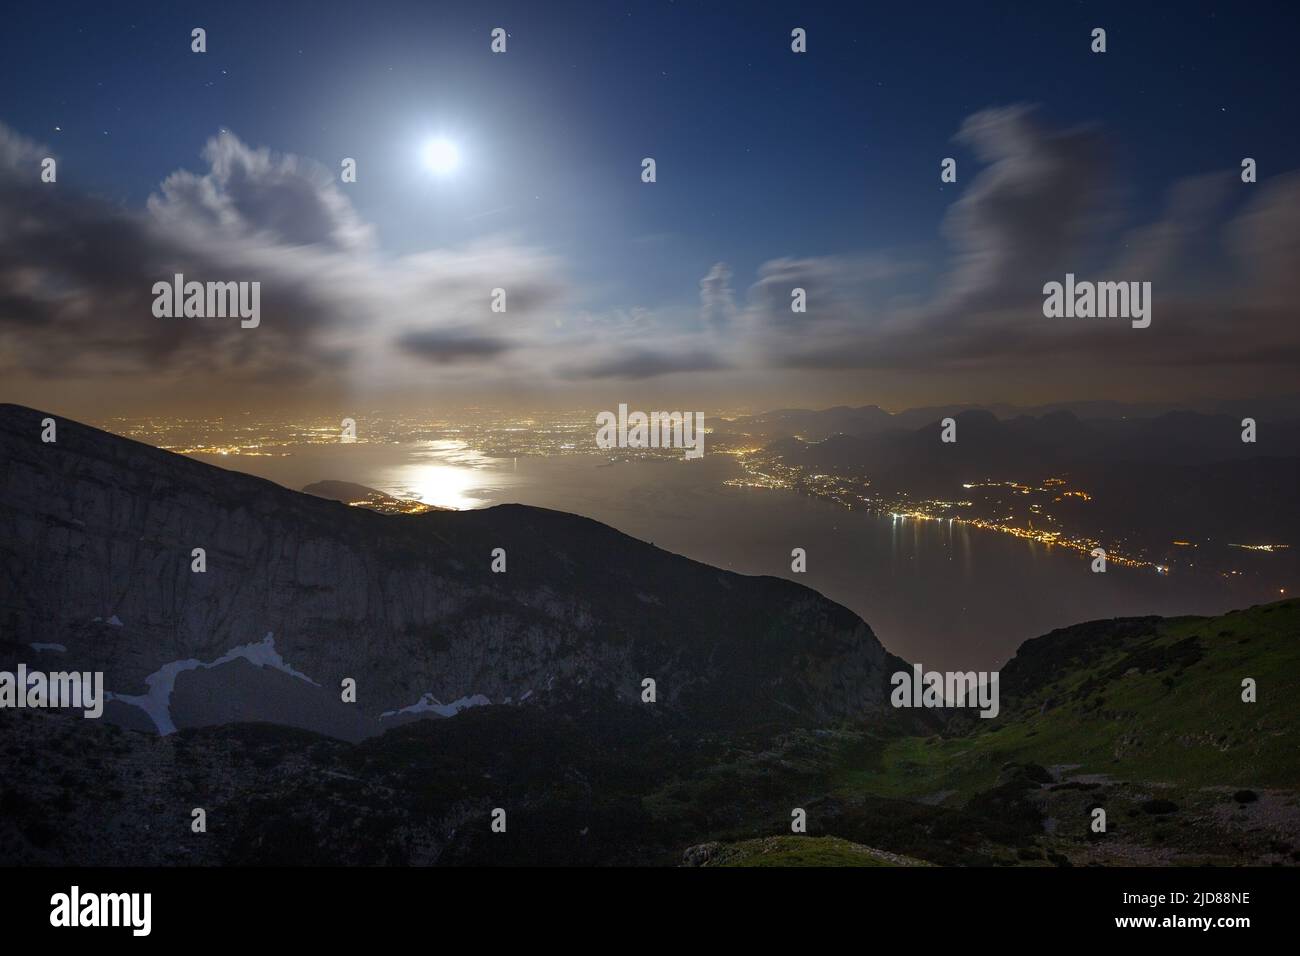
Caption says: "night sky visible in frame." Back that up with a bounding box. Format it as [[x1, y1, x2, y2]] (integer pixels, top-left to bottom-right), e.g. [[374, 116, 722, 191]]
[[1, 0, 1298, 414]]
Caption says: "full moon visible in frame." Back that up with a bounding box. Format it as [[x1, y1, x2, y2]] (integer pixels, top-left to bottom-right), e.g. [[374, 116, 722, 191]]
[[421, 138, 460, 175]]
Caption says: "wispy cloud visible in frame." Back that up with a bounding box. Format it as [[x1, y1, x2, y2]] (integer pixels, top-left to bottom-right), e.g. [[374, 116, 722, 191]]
[[3, 106, 1300, 405]]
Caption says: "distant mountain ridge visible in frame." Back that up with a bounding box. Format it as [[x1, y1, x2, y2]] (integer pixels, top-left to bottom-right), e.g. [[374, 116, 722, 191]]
[[726, 395, 1300, 443], [746, 406, 1300, 568]]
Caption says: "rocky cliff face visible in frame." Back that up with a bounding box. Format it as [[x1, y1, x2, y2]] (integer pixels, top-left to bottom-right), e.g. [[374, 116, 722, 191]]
[[0, 404, 907, 740]]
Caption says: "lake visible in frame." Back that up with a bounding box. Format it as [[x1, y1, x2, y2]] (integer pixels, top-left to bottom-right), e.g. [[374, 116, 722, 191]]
[[195, 445, 1291, 670]]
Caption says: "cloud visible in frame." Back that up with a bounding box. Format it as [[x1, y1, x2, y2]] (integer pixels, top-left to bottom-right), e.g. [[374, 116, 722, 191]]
[[146, 133, 374, 252], [936, 105, 1109, 313], [0, 123, 569, 391], [1111, 172, 1232, 281], [699, 261, 737, 331], [556, 345, 726, 381], [1228, 169, 1300, 304], [4, 108, 1300, 401], [733, 106, 1300, 375], [395, 329, 511, 364]]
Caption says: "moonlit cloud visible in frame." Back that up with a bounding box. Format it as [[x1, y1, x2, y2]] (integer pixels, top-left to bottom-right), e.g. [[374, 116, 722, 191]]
[[0, 123, 569, 395], [698, 261, 737, 331], [3, 105, 1300, 410], [731, 106, 1300, 375], [395, 329, 511, 364]]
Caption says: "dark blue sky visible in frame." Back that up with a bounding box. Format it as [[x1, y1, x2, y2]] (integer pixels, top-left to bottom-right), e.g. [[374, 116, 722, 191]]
[[4, 1, 1293, 306], [2, 1, 1298, 413]]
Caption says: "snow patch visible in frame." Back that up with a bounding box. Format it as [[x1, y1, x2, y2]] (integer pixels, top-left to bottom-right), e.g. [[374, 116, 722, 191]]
[[381, 692, 491, 719], [108, 632, 319, 735]]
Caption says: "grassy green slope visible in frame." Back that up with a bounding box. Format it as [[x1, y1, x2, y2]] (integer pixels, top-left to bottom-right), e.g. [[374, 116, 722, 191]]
[[699, 835, 929, 867], [839, 599, 1299, 802], [682, 599, 1298, 866]]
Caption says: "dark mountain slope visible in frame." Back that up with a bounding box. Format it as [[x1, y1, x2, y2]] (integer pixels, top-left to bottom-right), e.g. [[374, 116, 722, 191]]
[[2, 602, 1293, 866], [0, 403, 907, 739]]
